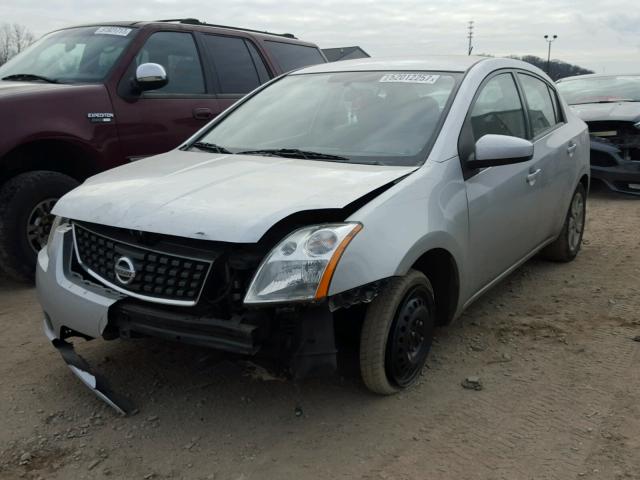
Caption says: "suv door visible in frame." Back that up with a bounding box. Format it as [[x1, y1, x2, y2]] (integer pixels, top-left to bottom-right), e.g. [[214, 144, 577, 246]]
[[111, 31, 221, 160], [199, 34, 272, 113], [462, 72, 543, 295], [516, 72, 575, 239]]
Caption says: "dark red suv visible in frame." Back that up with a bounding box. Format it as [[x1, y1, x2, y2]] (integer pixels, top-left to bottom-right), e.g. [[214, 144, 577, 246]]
[[0, 19, 326, 281]]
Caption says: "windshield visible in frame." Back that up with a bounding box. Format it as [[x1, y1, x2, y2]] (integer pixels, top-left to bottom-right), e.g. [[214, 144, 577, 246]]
[[195, 71, 460, 166], [0, 26, 137, 84], [557, 75, 640, 105]]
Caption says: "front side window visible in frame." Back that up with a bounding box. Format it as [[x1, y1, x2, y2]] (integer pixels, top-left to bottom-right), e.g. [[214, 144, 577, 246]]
[[0, 26, 136, 83], [518, 73, 557, 137], [469, 73, 526, 141], [195, 71, 460, 166], [133, 31, 204, 95], [264, 41, 325, 72], [202, 35, 267, 94]]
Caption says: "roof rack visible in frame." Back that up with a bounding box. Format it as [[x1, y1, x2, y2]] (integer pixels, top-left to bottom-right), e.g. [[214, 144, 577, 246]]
[[155, 18, 296, 39]]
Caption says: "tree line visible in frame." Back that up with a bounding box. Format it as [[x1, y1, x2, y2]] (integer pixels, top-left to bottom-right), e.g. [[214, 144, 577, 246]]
[[0, 23, 35, 66], [508, 55, 594, 80]]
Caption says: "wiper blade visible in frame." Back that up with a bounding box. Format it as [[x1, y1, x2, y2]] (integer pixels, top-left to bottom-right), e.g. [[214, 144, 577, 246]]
[[237, 148, 350, 162], [2, 73, 59, 84], [190, 142, 232, 154], [571, 99, 636, 105]]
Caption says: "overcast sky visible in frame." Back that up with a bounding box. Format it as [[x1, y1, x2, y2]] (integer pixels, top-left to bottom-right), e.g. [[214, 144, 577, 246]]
[[1, 0, 638, 73]]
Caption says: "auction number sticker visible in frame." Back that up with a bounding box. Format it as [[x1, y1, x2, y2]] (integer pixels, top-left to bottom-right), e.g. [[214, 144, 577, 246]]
[[379, 73, 440, 84], [95, 26, 132, 36]]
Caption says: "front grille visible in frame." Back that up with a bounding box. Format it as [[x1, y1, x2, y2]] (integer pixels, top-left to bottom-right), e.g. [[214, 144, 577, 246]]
[[72, 223, 212, 305]]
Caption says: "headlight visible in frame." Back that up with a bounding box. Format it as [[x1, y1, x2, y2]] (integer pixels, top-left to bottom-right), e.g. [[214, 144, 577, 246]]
[[244, 223, 362, 304], [46, 216, 68, 257]]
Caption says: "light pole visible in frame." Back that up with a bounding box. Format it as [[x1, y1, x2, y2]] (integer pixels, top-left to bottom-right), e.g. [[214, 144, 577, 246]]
[[544, 34, 557, 76]]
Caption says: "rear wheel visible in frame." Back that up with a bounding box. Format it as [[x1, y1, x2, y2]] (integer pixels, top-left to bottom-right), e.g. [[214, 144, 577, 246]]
[[360, 270, 435, 395], [0, 171, 79, 282], [542, 183, 586, 262]]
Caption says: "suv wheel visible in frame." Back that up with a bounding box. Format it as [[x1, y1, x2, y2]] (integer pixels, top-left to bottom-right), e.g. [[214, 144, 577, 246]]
[[542, 183, 586, 262], [360, 270, 435, 395], [0, 171, 79, 282]]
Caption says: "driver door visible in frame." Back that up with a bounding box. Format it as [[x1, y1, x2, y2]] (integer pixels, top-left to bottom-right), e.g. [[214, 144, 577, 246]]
[[463, 72, 543, 296]]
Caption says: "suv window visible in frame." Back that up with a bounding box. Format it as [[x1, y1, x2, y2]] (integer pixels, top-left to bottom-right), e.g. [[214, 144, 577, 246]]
[[264, 41, 325, 72], [469, 73, 526, 141], [518, 73, 557, 137], [134, 31, 205, 95], [202, 35, 269, 94]]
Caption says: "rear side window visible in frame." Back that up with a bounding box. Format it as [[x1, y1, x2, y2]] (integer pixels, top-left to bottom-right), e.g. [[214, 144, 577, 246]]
[[518, 73, 558, 137], [469, 73, 527, 142], [134, 32, 205, 95], [202, 35, 269, 94], [264, 41, 325, 72]]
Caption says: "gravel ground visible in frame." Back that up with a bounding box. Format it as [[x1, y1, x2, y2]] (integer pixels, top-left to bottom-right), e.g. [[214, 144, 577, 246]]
[[1, 183, 639, 480]]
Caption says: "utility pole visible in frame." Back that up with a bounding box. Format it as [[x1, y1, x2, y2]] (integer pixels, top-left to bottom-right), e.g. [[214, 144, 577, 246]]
[[467, 21, 474, 55], [544, 34, 557, 76]]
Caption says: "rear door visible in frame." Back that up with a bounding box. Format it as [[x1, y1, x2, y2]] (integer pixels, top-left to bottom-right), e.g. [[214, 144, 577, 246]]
[[463, 71, 543, 294], [516, 72, 576, 238], [111, 30, 222, 160], [198, 33, 272, 114]]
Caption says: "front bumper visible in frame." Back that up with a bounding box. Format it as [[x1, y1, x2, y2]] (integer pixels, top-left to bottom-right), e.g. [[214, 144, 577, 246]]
[[590, 138, 640, 196]]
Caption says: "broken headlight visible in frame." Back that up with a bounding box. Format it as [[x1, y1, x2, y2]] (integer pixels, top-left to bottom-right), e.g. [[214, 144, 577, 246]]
[[244, 223, 362, 304]]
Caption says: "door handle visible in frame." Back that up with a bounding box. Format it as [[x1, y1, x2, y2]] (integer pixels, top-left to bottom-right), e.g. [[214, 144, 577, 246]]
[[567, 142, 577, 156], [526, 168, 542, 186], [193, 108, 213, 120]]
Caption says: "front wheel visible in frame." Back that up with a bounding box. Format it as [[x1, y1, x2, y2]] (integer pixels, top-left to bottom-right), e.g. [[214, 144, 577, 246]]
[[0, 171, 79, 282], [542, 183, 586, 262], [360, 270, 436, 395]]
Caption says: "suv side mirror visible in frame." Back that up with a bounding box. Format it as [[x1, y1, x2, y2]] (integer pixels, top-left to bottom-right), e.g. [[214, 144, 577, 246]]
[[468, 134, 534, 168], [134, 63, 168, 92]]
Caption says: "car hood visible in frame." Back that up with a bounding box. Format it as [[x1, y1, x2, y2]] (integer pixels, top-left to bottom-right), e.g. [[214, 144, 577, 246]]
[[54, 150, 416, 243], [569, 102, 640, 123], [0, 80, 78, 98]]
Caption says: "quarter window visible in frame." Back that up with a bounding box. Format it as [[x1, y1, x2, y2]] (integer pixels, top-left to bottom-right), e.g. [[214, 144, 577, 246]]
[[203, 35, 269, 94], [134, 32, 205, 95], [518, 73, 557, 137], [469, 73, 527, 142], [264, 41, 325, 72]]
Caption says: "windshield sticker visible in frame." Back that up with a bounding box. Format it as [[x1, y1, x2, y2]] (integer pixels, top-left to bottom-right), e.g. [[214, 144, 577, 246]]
[[94, 26, 132, 36], [380, 73, 440, 84]]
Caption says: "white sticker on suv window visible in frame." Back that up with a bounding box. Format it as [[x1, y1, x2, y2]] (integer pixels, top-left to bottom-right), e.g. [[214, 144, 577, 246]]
[[95, 26, 132, 36], [380, 73, 440, 84]]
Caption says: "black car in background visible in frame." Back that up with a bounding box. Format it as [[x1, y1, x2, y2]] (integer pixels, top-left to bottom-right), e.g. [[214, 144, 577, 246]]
[[557, 74, 640, 195]]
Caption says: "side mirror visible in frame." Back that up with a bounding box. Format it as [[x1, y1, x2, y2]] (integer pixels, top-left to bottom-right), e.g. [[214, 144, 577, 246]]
[[134, 63, 168, 92], [468, 134, 534, 168]]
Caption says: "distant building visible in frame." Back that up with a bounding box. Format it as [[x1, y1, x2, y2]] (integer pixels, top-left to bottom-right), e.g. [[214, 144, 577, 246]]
[[322, 46, 370, 62]]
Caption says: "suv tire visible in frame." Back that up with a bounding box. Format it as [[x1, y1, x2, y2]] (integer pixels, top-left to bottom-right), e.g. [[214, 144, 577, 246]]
[[542, 183, 586, 262], [360, 270, 435, 395], [0, 171, 79, 282]]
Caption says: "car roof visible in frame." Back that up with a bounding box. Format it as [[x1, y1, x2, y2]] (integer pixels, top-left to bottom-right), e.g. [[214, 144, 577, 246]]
[[292, 55, 530, 74], [55, 20, 314, 45], [558, 73, 640, 82]]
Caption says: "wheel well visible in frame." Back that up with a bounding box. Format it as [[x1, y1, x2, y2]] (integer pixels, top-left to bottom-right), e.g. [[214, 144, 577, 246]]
[[0, 140, 100, 185], [579, 174, 589, 193], [411, 248, 460, 326]]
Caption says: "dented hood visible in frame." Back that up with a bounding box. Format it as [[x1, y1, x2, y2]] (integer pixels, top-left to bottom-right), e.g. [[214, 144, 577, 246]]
[[569, 102, 640, 123], [54, 150, 416, 243]]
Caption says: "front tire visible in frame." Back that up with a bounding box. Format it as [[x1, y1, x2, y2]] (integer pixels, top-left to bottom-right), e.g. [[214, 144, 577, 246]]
[[360, 270, 436, 395], [0, 171, 79, 282], [542, 183, 586, 262]]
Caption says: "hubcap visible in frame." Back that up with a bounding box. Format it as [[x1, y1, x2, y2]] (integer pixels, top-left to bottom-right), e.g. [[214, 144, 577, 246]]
[[567, 191, 585, 251], [385, 286, 434, 388], [26, 198, 58, 253]]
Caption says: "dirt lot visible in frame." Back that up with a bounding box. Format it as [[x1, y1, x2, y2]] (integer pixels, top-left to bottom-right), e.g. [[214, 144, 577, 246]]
[[1, 184, 639, 480]]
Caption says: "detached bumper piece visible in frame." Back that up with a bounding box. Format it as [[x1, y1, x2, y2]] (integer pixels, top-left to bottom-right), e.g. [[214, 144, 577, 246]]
[[590, 136, 640, 196], [51, 338, 134, 416]]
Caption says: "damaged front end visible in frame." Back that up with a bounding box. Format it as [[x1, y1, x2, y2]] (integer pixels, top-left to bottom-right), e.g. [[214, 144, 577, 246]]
[[588, 120, 640, 195]]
